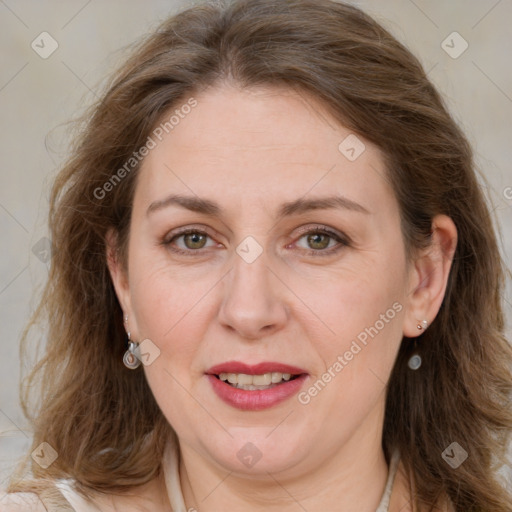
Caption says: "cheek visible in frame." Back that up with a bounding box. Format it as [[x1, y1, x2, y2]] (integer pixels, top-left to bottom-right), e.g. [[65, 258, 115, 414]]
[[127, 260, 212, 435], [127, 253, 217, 408], [128, 247, 215, 340], [303, 248, 406, 342], [297, 296, 404, 446], [301, 246, 407, 395], [307, 283, 404, 384]]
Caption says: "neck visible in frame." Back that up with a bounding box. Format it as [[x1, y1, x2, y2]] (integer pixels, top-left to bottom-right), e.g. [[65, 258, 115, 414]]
[[175, 408, 392, 512]]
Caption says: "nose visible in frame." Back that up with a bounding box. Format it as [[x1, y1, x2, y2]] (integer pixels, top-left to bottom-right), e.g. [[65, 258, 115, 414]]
[[217, 247, 289, 340]]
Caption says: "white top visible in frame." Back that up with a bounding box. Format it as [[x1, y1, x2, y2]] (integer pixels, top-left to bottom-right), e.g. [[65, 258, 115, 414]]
[[1, 442, 401, 511]]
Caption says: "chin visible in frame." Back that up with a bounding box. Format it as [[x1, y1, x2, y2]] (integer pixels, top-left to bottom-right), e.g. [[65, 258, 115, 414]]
[[200, 428, 314, 476]]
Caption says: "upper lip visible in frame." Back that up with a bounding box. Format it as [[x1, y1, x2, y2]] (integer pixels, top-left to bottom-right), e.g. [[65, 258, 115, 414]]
[[206, 361, 308, 375]]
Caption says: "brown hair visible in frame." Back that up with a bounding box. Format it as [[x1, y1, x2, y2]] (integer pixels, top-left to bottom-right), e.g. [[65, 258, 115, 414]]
[[9, 0, 512, 510]]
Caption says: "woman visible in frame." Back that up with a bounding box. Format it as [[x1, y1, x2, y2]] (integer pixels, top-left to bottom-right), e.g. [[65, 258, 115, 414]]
[[3, 0, 511, 510]]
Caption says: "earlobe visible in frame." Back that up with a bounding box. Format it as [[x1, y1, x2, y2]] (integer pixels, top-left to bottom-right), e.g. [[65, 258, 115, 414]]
[[403, 215, 457, 338]]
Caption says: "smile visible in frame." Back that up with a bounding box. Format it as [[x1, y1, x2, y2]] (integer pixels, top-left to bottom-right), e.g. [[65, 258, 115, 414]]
[[218, 371, 297, 390], [206, 361, 308, 410]]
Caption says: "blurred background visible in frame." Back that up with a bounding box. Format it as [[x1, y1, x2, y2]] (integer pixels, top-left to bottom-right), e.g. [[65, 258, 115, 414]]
[[1, 0, 511, 491]]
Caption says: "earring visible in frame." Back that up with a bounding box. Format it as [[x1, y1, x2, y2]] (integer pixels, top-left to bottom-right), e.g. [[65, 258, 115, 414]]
[[123, 315, 141, 369], [123, 340, 141, 369], [408, 319, 428, 370], [407, 351, 422, 371], [417, 319, 428, 331]]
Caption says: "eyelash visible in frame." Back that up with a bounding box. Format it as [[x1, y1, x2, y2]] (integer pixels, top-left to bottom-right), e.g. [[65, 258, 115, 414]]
[[162, 225, 350, 258]]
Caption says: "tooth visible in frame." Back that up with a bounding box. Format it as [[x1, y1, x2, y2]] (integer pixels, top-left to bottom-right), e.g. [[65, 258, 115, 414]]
[[241, 384, 274, 390], [253, 373, 272, 385], [218, 372, 297, 387], [271, 372, 283, 383], [237, 374, 253, 385]]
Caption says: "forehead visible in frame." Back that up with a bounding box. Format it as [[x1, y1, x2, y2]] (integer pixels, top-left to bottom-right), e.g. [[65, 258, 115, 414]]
[[134, 83, 394, 217]]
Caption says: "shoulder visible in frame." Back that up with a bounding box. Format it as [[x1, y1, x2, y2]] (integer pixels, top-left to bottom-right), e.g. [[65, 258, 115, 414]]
[[2, 474, 173, 512], [0, 486, 77, 512], [0, 491, 48, 511]]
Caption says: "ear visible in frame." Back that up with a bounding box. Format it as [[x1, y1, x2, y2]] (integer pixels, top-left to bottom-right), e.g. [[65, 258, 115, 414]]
[[105, 228, 132, 322], [402, 214, 457, 337]]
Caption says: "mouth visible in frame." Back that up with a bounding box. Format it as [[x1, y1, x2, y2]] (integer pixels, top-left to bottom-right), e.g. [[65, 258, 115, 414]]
[[213, 371, 302, 390], [205, 361, 308, 410]]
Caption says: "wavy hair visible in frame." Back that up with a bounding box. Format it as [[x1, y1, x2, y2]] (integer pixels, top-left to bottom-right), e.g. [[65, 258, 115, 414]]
[[9, 0, 512, 510]]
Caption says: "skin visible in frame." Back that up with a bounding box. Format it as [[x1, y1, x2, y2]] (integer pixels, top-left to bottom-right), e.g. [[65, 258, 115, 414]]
[[106, 82, 457, 512]]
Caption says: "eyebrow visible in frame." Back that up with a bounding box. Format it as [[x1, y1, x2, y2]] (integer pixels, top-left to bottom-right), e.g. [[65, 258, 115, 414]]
[[146, 193, 370, 218]]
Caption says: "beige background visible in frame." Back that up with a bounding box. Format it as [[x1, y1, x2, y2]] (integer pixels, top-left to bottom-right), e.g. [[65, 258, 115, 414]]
[[1, 0, 511, 490]]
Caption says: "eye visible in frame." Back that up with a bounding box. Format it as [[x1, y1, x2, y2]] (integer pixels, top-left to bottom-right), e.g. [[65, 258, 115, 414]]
[[163, 228, 218, 255], [292, 226, 350, 256], [162, 225, 350, 257]]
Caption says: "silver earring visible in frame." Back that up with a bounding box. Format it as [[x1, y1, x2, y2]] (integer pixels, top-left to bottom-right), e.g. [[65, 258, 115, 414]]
[[408, 319, 428, 370], [408, 352, 422, 370], [123, 316, 141, 369], [123, 340, 141, 369]]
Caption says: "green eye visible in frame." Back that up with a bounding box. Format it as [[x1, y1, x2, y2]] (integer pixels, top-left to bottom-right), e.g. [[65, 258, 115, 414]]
[[164, 226, 349, 257], [182, 232, 208, 250], [304, 232, 332, 250], [164, 229, 215, 255], [294, 227, 349, 256]]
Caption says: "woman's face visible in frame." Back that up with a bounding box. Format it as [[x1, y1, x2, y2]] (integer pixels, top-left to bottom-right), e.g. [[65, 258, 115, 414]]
[[114, 83, 419, 477]]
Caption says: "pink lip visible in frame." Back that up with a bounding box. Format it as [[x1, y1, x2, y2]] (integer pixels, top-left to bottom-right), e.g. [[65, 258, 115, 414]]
[[205, 360, 308, 411], [206, 361, 307, 375]]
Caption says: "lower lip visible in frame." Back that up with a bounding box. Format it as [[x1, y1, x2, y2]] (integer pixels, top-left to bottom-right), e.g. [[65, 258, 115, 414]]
[[207, 374, 308, 411]]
